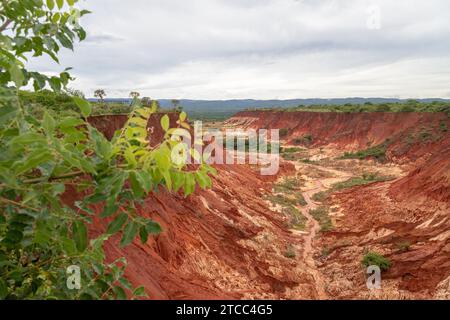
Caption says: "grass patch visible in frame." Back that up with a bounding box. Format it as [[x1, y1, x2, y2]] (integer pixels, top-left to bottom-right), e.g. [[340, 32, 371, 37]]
[[266, 195, 306, 230], [279, 128, 289, 137], [312, 191, 329, 203], [419, 129, 432, 142], [362, 252, 392, 271], [266, 194, 297, 207], [284, 244, 296, 259], [283, 206, 307, 230], [300, 158, 319, 164], [295, 192, 307, 206], [331, 172, 392, 192], [340, 141, 390, 162], [281, 147, 304, 153], [309, 206, 333, 232], [440, 121, 448, 132], [268, 178, 307, 230], [293, 134, 313, 146], [273, 177, 303, 193], [396, 241, 411, 252], [280, 147, 306, 161]]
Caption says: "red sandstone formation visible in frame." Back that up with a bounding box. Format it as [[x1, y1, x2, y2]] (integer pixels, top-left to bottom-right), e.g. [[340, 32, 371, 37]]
[[77, 111, 449, 299]]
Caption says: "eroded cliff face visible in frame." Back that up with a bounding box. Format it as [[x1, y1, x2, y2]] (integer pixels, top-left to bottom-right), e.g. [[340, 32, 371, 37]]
[[227, 111, 450, 164], [79, 111, 449, 299]]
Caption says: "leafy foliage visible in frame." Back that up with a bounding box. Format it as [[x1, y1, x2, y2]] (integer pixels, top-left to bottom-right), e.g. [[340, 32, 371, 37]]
[[362, 252, 392, 272], [0, 0, 214, 300]]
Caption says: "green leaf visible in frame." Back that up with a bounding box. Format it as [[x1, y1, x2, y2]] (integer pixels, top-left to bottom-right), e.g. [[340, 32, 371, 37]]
[[10, 133, 46, 146], [113, 286, 127, 300], [56, 0, 64, 10], [172, 171, 185, 192], [145, 220, 162, 235], [0, 279, 7, 299], [119, 277, 132, 290], [72, 220, 88, 252], [89, 127, 112, 160], [162, 170, 172, 191], [195, 171, 212, 189], [129, 172, 144, 198], [100, 203, 118, 218], [132, 286, 147, 297], [47, 0, 55, 10], [49, 76, 62, 92], [160, 114, 169, 131], [73, 97, 91, 118], [179, 111, 187, 122], [107, 213, 128, 235], [183, 173, 195, 197], [9, 64, 24, 88], [135, 171, 152, 192], [60, 237, 77, 256], [59, 117, 84, 128], [43, 111, 56, 134], [139, 226, 148, 244], [35, 219, 52, 245], [14, 151, 54, 175], [120, 221, 139, 247]]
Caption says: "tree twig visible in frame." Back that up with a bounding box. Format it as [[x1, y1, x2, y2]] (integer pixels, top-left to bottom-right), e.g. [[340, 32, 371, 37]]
[[0, 196, 40, 212], [0, 19, 12, 33]]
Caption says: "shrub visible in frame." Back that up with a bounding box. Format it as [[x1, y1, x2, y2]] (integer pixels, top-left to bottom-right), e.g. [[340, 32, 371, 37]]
[[309, 207, 333, 232], [281, 147, 303, 153], [284, 244, 296, 259], [331, 173, 391, 191], [293, 134, 313, 146], [340, 141, 390, 162], [362, 252, 392, 271], [396, 241, 411, 252], [295, 192, 308, 206], [279, 128, 289, 137], [312, 191, 329, 203]]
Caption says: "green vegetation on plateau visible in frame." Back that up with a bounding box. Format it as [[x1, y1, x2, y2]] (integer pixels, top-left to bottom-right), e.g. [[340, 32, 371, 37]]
[[247, 100, 450, 116]]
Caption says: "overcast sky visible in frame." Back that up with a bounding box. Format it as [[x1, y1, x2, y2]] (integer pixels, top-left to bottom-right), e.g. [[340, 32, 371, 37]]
[[29, 0, 450, 99]]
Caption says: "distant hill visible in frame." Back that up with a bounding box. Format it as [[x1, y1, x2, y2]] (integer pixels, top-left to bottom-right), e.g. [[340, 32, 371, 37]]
[[88, 98, 450, 120]]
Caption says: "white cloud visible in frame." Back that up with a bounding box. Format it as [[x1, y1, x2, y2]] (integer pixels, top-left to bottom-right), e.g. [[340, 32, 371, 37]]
[[28, 0, 450, 99]]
